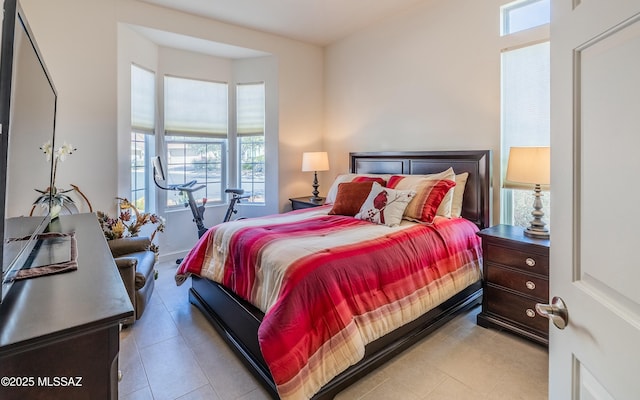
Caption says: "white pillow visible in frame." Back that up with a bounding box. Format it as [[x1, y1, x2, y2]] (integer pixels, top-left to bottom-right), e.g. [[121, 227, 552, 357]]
[[355, 182, 415, 227], [451, 172, 469, 218]]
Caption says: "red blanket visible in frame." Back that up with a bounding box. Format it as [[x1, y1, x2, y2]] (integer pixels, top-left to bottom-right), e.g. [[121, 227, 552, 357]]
[[176, 208, 482, 399]]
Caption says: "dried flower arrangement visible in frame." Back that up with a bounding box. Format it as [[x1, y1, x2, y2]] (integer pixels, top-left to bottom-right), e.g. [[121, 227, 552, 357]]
[[96, 197, 165, 254]]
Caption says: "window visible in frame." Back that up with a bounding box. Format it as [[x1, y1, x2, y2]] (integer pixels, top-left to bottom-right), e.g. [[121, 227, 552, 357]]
[[500, 5, 550, 228], [236, 83, 265, 203], [130, 64, 156, 212], [164, 76, 228, 207], [501, 0, 550, 36]]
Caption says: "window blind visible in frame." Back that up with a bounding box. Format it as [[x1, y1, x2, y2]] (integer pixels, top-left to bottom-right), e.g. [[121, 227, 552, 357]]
[[236, 82, 265, 137], [501, 42, 550, 170], [131, 64, 155, 132], [164, 75, 228, 137]]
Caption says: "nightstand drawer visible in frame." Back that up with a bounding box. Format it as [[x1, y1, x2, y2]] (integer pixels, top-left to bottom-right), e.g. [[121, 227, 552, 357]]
[[486, 265, 548, 301], [484, 286, 549, 334], [485, 243, 549, 276]]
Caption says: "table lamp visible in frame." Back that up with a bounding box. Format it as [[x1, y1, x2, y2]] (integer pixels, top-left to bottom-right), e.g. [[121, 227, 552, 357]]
[[301, 151, 329, 202], [504, 146, 550, 239]]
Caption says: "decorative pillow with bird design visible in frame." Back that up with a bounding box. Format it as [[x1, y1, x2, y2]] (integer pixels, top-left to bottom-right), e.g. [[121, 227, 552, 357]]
[[355, 182, 415, 227]]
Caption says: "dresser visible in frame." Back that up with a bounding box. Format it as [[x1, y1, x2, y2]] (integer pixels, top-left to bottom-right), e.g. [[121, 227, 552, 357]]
[[476, 224, 550, 346], [0, 214, 134, 399]]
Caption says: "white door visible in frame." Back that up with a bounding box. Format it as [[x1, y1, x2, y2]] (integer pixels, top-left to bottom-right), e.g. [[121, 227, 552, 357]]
[[549, 0, 640, 399]]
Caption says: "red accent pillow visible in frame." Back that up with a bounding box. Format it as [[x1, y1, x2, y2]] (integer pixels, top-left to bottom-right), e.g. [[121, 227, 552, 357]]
[[386, 175, 404, 188], [328, 181, 375, 216], [388, 176, 456, 223], [351, 176, 387, 187]]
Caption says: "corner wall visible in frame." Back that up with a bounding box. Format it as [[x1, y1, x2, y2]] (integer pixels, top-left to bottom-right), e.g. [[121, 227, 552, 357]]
[[324, 0, 505, 221]]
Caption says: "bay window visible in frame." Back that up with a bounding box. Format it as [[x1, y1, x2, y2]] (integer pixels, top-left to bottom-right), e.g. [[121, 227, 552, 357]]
[[130, 65, 268, 214]]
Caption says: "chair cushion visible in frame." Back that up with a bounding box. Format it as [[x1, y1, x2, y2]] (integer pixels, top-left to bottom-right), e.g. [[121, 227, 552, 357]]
[[116, 250, 155, 290]]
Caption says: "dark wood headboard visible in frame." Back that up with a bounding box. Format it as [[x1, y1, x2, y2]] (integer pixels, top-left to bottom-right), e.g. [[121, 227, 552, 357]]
[[350, 150, 492, 229]]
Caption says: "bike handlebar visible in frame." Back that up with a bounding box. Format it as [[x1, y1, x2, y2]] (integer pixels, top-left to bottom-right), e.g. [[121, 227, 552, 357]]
[[154, 177, 205, 193]]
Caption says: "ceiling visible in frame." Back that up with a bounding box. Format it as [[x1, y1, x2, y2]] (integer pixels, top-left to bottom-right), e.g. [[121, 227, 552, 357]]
[[140, 0, 426, 46]]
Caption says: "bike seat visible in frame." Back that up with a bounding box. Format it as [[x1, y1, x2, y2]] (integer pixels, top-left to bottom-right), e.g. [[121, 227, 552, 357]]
[[225, 188, 244, 195]]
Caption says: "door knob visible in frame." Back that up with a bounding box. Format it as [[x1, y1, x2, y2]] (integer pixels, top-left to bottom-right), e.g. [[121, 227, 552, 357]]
[[535, 296, 569, 329]]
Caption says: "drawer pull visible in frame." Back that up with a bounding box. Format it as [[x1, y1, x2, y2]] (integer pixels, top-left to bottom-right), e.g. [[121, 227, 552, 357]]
[[525, 257, 536, 267], [526, 308, 536, 318], [525, 281, 536, 290]]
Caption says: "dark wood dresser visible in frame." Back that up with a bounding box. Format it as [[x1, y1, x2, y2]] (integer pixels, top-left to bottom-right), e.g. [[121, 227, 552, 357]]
[[0, 213, 134, 399], [477, 224, 550, 346]]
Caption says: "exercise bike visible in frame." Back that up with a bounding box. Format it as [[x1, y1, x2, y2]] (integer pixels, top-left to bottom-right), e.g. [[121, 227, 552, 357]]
[[152, 157, 249, 258]]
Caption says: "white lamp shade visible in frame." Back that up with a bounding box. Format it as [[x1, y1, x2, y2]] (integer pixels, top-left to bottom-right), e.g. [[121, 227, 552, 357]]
[[301, 152, 329, 172], [504, 146, 550, 189]]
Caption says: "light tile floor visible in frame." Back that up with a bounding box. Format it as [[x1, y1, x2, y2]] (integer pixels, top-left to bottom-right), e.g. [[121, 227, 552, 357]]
[[119, 261, 549, 400]]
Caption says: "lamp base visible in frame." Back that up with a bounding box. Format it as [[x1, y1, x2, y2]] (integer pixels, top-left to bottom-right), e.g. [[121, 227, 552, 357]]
[[525, 183, 550, 239], [524, 226, 550, 239], [310, 171, 321, 202], [309, 196, 323, 203]]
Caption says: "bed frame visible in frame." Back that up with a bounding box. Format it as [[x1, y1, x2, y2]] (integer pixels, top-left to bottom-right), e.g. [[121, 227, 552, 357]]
[[188, 150, 492, 399]]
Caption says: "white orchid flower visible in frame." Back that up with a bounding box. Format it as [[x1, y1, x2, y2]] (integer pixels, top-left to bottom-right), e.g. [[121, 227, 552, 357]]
[[56, 142, 76, 162], [40, 141, 53, 161]]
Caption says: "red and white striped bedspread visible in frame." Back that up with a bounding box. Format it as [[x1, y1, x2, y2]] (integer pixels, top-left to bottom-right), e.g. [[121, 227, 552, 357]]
[[176, 206, 482, 399]]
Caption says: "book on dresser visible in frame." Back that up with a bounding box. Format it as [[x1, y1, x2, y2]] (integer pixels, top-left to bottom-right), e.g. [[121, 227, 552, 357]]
[[476, 224, 550, 346]]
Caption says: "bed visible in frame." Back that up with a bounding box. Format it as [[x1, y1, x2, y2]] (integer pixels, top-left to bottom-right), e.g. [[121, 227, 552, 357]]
[[176, 150, 492, 399]]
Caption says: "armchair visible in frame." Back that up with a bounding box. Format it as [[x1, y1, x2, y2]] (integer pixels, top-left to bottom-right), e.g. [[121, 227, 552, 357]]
[[108, 236, 156, 326]]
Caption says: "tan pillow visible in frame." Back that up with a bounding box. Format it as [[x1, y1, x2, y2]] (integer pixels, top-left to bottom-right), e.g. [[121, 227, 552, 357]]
[[387, 167, 456, 218], [328, 181, 375, 216], [451, 172, 469, 218], [395, 178, 456, 223]]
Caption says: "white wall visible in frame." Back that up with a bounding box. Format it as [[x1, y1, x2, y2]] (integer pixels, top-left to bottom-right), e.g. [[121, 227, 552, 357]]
[[324, 0, 505, 221], [20, 0, 118, 214]]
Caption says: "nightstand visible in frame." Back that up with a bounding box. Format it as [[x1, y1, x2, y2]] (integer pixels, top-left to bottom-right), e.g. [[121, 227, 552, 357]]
[[289, 196, 325, 210], [476, 224, 550, 346]]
